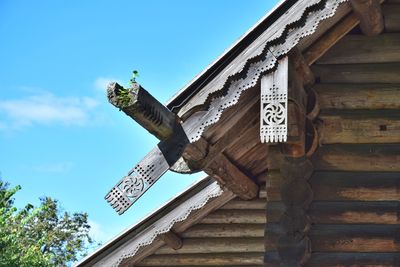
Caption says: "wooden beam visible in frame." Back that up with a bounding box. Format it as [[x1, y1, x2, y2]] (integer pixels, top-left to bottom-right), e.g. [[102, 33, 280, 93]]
[[350, 0, 384, 36], [182, 98, 260, 199], [267, 201, 400, 224], [265, 171, 400, 202], [181, 224, 264, 238], [158, 231, 183, 251], [204, 154, 258, 200], [265, 252, 400, 267], [306, 252, 400, 266], [155, 237, 264, 255], [315, 84, 400, 110], [280, 53, 309, 156], [263, 143, 400, 171], [220, 198, 266, 210], [290, 48, 315, 86], [265, 224, 400, 252], [107, 82, 178, 141], [317, 111, 400, 144], [317, 33, 400, 64], [122, 189, 235, 266], [312, 63, 400, 84], [136, 253, 264, 266], [200, 210, 266, 224], [382, 4, 400, 32], [304, 14, 360, 65], [312, 144, 400, 172], [270, 157, 313, 266]]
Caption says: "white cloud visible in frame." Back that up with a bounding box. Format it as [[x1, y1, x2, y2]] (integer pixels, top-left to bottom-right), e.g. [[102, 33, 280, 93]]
[[0, 92, 99, 129], [32, 162, 74, 174]]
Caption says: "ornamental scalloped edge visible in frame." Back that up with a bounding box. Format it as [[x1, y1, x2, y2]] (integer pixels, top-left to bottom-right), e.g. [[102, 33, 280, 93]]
[[181, 0, 348, 144], [97, 182, 225, 267], [99, 0, 349, 265]]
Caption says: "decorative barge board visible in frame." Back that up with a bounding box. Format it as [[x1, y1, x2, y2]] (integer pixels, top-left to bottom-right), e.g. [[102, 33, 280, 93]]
[[77, 0, 400, 266]]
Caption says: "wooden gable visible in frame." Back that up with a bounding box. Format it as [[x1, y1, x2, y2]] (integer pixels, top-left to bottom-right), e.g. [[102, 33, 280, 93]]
[[78, 0, 400, 266]]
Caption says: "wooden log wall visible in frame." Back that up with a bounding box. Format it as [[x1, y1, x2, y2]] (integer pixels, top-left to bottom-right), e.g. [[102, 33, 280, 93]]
[[135, 195, 267, 266], [133, 2, 400, 266], [264, 3, 400, 265]]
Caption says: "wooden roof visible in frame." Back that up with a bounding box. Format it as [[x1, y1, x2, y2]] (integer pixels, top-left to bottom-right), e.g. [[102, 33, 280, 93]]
[[79, 0, 400, 266]]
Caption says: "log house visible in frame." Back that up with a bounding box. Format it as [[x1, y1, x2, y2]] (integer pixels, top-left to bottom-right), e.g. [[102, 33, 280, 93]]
[[78, 0, 400, 266]]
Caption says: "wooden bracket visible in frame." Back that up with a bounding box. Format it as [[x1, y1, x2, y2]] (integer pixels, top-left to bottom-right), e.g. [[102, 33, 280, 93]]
[[350, 0, 384, 36], [204, 153, 258, 200], [158, 230, 183, 250], [281, 49, 320, 158]]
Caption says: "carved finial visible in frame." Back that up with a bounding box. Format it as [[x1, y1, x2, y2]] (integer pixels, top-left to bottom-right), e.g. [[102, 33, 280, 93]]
[[107, 82, 178, 141]]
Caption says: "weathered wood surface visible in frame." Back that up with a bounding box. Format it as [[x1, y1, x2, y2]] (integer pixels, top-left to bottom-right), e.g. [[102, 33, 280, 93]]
[[155, 237, 264, 255], [183, 102, 260, 168], [265, 171, 400, 201], [266, 252, 400, 266], [270, 156, 314, 266], [176, 0, 345, 118], [266, 224, 400, 252], [383, 4, 400, 32], [120, 239, 164, 267], [121, 188, 235, 266], [304, 13, 359, 65], [317, 33, 400, 64], [136, 253, 264, 266], [225, 118, 261, 160], [306, 252, 400, 266], [290, 48, 315, 86], [317, 111, 400, 144], [203, 153, 259, 200], [220, 198, 266, 210], [264, 252, 400, 267], [172, 190, 235, 232], [312, 63, 400, 84], [181, 224, 265, 238], [158, 231, 182, 250], [265, 144, 400, 171], [200, 210, 266, 224], [297, 2, 353, 52], [312, 144, 400, 171], [203, 84, 260, 144], [350, 0, 384, 36], [107, 82, 178, 141], [315, 84, 400, 110], [267, 201, 400, 224], [236, 143, 270, 176]]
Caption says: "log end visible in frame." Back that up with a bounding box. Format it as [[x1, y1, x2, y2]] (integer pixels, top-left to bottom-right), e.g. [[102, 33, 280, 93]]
[[107, 82, 139, 109]]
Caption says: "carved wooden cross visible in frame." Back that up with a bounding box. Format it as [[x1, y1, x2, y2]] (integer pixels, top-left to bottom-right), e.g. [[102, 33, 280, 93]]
[[105, 82, 191, 214]]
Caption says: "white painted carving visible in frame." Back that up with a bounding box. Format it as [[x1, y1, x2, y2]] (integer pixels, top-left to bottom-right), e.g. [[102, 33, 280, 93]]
[[181, 0, 348, 144], [261, 57, 288, 143], [105, 146, 169, 215], [96, 182, 225, 267]]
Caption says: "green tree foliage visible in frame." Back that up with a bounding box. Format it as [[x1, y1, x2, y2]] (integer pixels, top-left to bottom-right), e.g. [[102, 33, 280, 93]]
[[0, 180, 94, 267]]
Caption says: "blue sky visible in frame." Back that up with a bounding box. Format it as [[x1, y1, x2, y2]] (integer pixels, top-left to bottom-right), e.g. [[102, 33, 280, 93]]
[[0, 0, 279, 255]]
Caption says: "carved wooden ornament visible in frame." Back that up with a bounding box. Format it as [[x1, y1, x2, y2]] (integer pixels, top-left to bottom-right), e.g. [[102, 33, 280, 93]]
[[105, 0, 351, 215], [261, 57, 288, 143]]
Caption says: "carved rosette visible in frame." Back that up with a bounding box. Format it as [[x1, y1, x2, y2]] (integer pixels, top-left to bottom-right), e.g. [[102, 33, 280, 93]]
[[261, 57, 288, 143], [105, 146, 170, 215]]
